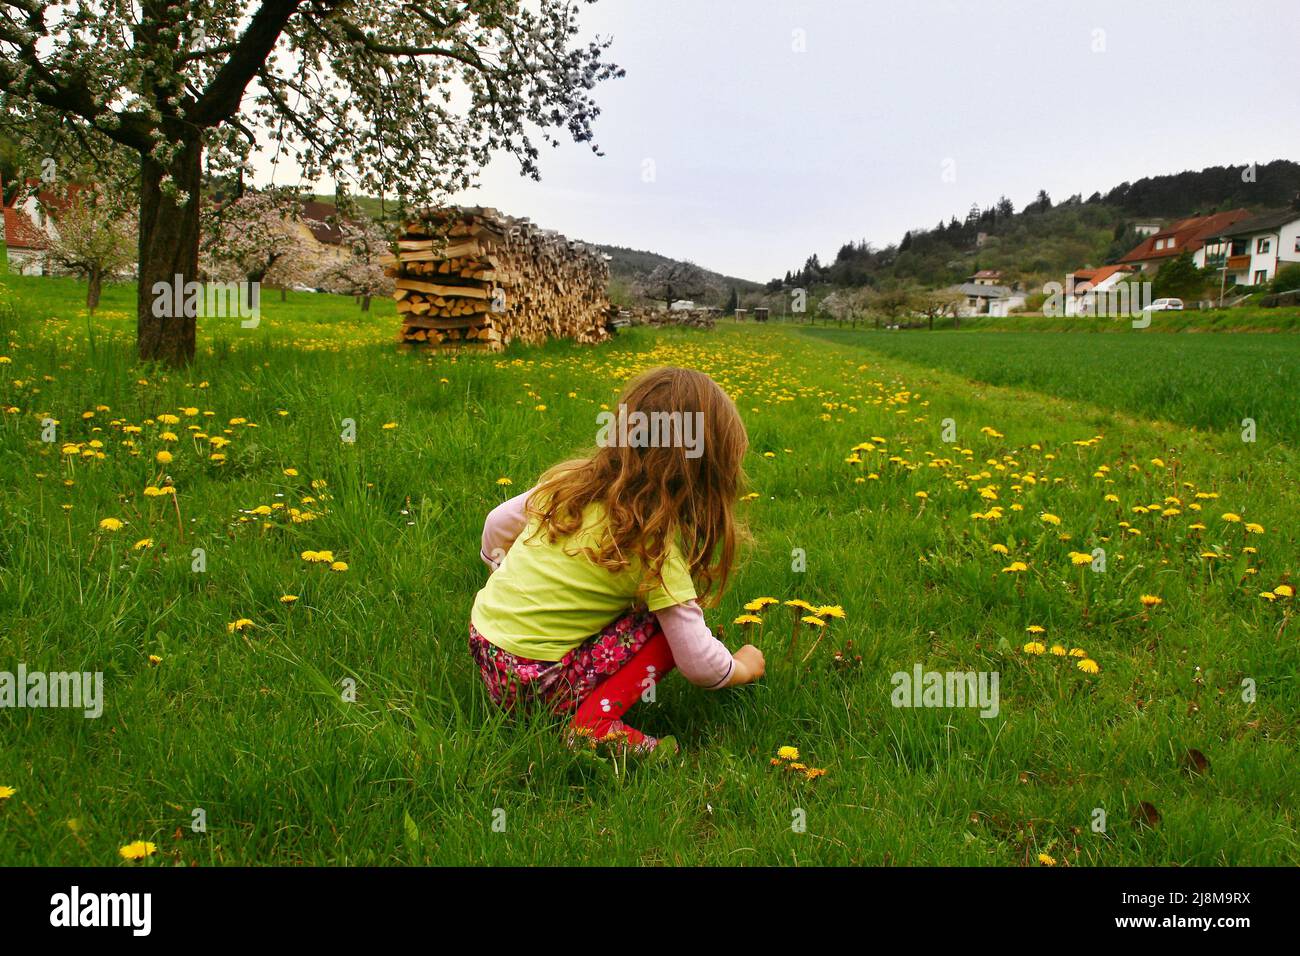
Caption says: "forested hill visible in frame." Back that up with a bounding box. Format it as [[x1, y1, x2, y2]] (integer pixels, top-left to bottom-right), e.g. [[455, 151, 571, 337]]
[[595, 243, 763, 306], [773, 159, 1300, 293]]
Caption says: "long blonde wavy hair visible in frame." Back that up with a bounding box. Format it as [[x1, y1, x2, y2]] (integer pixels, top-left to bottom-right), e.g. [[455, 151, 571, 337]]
[[526, 366, 749, 604]]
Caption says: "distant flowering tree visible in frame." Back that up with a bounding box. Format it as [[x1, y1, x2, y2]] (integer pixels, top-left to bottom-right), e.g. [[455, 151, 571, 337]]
[[39, 183, 137, 314], [637, 261, 715, 311], [316, 212, 393, 311], [0, 1, 623, 364], [820, 287, 873, 328], [201, 188, 315, 296]]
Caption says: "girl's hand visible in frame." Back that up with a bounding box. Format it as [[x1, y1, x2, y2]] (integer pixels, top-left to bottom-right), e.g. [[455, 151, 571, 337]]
[[727, 644, 766, 686]]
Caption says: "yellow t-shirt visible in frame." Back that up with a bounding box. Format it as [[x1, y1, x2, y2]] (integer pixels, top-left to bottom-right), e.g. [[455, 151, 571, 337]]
[[470, 503, 697, 661]]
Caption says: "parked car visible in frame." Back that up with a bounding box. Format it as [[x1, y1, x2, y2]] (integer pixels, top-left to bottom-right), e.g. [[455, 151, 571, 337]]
[[1144, 298, 1184, 312]]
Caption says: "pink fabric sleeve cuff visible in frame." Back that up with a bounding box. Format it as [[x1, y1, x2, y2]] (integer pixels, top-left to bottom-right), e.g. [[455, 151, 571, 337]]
[[481, 487, 535, 569], [654, 600, 734, 689]]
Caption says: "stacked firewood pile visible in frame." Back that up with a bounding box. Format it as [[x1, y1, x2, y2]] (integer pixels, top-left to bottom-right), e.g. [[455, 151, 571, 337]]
[[386, 207, 611, 351], [617, 307, 717, 330]]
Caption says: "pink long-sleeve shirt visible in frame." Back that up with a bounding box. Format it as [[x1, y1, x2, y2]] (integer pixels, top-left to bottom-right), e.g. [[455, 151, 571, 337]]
[[479, 488, 735, 689]]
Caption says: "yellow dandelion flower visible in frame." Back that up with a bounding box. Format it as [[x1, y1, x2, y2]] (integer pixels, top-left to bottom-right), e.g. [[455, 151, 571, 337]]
[[118, 841, 157, 861], [0, 786, 15, 800], [1022, 642, 1046, 655], [777, 746, 800, 761], [98, 517, 124, 532], [1274, 584, 1294, 599], [1076, 658, 1100, 674], [733, 614, 762, 625], [1025, 625, 1046, 634], [227, 618, 254, 633], [1038, 852, 1057, 866], [1139, 594, 1163, 608]]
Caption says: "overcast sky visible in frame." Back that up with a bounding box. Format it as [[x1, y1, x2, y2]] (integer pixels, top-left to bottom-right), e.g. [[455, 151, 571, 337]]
[[253, 0, 1300, 282]]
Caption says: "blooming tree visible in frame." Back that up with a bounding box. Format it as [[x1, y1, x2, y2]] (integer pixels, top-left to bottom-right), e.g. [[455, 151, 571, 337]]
[[315, 212, 393, 310], [38, 182, 137, 313], [201, 188, 316, 295], [0, 1, 623, 364]]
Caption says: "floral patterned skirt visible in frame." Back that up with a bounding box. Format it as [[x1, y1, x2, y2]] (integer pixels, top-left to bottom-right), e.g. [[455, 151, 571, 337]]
[[469, 610, 662, 715]]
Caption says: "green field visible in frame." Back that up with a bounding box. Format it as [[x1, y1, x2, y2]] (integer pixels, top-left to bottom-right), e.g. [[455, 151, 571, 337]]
[[1, 276, 1297, 866], [802, 325, 1300, 444]]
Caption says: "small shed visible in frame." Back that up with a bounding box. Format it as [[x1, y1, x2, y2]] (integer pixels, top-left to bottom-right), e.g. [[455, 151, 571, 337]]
[[753, 307, 769, 322]]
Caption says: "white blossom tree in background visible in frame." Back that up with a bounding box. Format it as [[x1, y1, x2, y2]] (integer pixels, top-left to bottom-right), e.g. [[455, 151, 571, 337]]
[[39, 182, 137, 313], [200, 187, 315, 297], [316, 212, 393, 311], [636, 261, 716, 311], [0, 1, 623, 364]]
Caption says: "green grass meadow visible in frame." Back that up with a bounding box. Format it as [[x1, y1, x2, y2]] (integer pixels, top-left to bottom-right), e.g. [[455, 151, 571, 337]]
[[1, 275, 1297, 866]]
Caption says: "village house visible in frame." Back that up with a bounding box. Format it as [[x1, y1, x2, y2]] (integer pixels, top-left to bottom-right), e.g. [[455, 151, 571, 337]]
[[1061, 264, 1140, 316], [2, 201, 49, 275], [1201, 203, 1300, 287], [1117, 209, 1251, 273], [297, 199, 351, 272], [969, 269, 1002, 286], [952, 280, 1026, 317], [1, 177, 87, 275]]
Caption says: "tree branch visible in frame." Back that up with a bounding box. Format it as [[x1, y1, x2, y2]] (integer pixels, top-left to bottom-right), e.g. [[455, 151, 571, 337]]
[[189, 0, 309, 126]]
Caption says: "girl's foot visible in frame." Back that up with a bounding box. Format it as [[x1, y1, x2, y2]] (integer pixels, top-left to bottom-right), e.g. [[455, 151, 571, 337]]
[[567, 721, 676, 757]]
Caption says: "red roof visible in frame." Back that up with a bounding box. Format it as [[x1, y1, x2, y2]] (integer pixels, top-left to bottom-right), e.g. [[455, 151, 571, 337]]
[[301, 200, 345, 245], [1118, 209, 1251, 265], [3, 205, 48, 250], [2, 179, 95, 251], [1070, 264, 1134, 287]]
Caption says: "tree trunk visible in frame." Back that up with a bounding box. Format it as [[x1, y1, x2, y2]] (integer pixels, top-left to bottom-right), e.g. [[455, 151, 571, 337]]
[[136, 137, 202, 365], [87, 264, 102, 314], [360, 295, 372, 312], [280, 286, 287, 302]]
